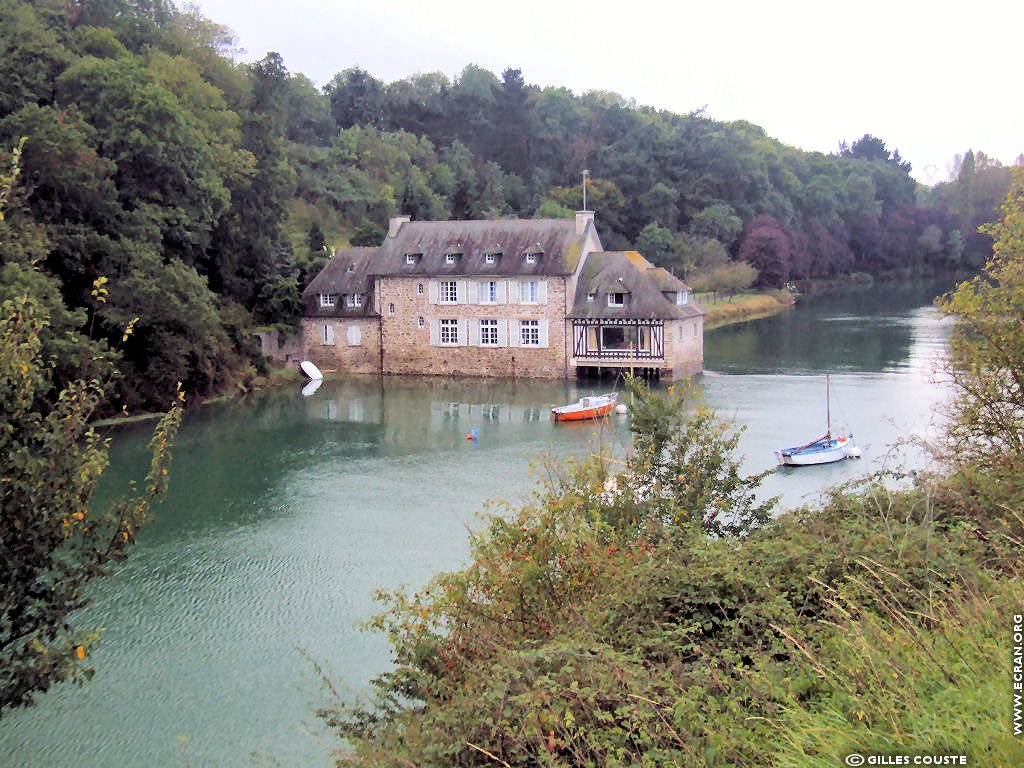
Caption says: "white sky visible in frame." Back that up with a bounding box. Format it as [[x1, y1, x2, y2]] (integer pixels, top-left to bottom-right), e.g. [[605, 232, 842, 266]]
[[193, 0, 1023, 186]]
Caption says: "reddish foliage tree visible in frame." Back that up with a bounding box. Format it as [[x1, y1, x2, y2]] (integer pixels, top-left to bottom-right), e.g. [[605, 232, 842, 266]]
[[738, 215, 791, 287]]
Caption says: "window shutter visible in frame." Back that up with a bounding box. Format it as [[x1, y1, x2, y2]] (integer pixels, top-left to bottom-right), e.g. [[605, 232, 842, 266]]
[[347, 325, 362, 346], [429, 319, 440, 346], [428, 281, 439, 304], [469, 319, 480, 346], [537, 281, 548, 305], [538, 319, 549, 348], [497, 280, 508, 305], [496, 319, 508, 347], [457, 318, 469, 345], [323, 324, 335, 345], [477, 281, 486, 304], [508, 319, 520, 348], [457, 280, 467, 304]]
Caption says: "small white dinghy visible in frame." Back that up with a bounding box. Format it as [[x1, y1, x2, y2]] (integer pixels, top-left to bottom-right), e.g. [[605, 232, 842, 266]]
[[300, 360, 323, 381], [774, 375, 860, 466]]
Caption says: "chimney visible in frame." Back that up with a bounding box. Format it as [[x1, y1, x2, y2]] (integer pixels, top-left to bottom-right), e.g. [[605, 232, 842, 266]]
[[388, 215, 411, 239], [575, 210, 594, 235]]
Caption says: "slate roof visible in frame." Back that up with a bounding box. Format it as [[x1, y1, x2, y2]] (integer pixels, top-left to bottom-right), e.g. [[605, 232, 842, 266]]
[[369, 219, 590, 277], [302, 247, 378, 317], [572, 251, 704, 320]]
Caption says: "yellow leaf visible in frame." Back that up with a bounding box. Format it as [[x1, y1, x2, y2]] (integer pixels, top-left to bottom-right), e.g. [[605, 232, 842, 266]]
[[75, 645, 86, 660]]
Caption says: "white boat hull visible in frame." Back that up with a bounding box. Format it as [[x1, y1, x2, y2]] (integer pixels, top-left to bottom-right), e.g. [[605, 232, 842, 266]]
[[775, 435, 855, 466], [300, 360, 323, 381]]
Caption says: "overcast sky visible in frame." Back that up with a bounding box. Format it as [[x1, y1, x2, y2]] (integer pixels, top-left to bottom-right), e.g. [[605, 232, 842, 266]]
[[194, 0, 1022, 186]]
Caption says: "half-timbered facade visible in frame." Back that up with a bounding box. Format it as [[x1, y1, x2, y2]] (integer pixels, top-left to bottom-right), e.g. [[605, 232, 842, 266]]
[[570, 251, 704, 379]]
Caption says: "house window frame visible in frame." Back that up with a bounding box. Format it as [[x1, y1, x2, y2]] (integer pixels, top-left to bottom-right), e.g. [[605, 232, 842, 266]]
[[319, 293, 338, 308], [346, 293, 363, 308], [417, 282, 424, 295], [480, 318, 499, 346], [405, 253, 419, 265], [484, 252, 500, 264], [479, 280, 498, 304], [519, 280, 538, 304], [440, 280, 458, 303], [439, 318, 459, 345], [520, 319, 540, 347], [445, 252, 462, 265], [388, 303, 396, 315], [418, 316, 425, 328], [607, 292, 625, 307], [523, 252, 539, 265]]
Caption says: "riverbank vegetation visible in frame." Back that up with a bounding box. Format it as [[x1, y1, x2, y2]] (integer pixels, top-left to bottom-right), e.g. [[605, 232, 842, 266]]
[[0, 0, 1015, 413], [697, 290, 796, 329], [1, 151, 184, 714], [319, 174, 1024, 765]]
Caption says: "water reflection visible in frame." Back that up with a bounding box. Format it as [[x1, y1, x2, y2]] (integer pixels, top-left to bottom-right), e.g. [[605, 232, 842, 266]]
[[705, 280, 953, 374]]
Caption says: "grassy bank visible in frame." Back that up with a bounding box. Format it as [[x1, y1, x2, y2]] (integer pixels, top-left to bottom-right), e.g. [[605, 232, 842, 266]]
[[697, 289, 796, 329]]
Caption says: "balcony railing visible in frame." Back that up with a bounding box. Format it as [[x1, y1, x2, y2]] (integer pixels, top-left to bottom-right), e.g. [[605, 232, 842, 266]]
[[571, 319, 665, 361]]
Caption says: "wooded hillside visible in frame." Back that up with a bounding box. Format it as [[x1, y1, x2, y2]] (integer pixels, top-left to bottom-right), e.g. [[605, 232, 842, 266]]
[[0, 0, 1013, 409]]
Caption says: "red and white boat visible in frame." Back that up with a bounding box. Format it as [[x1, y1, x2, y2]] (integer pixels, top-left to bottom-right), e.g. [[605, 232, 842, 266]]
[[551, 392, 618, 422]]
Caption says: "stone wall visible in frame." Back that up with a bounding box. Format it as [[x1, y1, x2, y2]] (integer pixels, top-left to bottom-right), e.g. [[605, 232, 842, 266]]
[[301, 317, 382, 374], [377, 276, 571, 378], [254, 328, 303, 364], [663, 316, 704, 379]]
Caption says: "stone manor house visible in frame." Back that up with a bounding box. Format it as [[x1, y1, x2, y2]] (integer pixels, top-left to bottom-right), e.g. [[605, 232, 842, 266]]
[[297, 212, 704, 380]]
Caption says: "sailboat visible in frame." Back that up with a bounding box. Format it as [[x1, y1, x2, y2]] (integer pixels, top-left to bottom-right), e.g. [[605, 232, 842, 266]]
[[774, 375, 860, 466]]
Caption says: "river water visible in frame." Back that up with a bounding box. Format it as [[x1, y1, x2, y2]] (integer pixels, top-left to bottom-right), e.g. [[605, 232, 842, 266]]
[[1, 280, 954, 767]]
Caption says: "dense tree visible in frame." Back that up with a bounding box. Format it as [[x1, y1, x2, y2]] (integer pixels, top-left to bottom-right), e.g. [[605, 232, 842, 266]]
[[323, 66, 385, 130], [635, 221, 675, 267], [208, 51, 295, 308], [938, 169, 1024, 467], [0, 0, 71, 117], [492, 68, 532, 177], [54, 55, 229, 265], [739, 215, 791, 287], [686, 202, 742, 247]]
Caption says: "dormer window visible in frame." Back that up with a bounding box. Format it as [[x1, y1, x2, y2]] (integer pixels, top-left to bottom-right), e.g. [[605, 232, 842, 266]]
[[607, 292, 625, 307], [346, 263, 355, 273], [586, 292, 596, 303], [319, 293, 338, 308], [445, 252, 462, 265], [346, 293, 363, 308], [677, 290, 689, 305], [523, 252, 540, 265], [405, 253, 421, 265], [484, 252, 501, 265]]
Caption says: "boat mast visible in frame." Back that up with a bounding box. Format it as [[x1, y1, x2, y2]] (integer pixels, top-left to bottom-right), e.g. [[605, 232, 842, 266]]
[[826, 374, 831, 438]]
